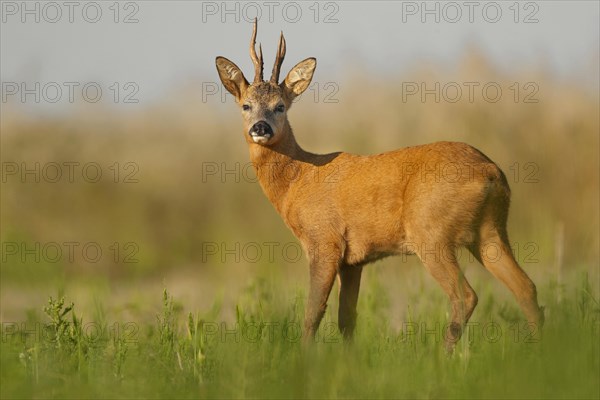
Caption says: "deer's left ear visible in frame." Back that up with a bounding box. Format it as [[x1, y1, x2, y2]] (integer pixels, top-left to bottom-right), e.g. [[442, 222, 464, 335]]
[[281, 58, 316, 99], [216, 56, 249, 102]]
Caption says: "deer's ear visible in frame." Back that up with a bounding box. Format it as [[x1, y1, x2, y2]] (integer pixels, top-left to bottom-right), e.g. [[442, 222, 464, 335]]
[[282, 58, 316, 99], [216, 56, 249, 102]]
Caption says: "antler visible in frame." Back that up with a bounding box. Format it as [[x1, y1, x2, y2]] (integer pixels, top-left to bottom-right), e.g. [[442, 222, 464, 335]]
[[270, 32, 286, 83], [250, 18, 264, 83]]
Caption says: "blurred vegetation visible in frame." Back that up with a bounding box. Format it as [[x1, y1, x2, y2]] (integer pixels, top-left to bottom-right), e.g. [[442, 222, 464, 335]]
[[2, 52, 598, 284]]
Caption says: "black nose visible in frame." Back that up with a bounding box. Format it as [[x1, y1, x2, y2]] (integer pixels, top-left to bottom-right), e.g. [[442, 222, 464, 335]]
[[249, 121, 273, 137]]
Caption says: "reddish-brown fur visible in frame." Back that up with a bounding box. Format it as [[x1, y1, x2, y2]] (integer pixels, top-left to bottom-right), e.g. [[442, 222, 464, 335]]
[[216, 20, 544, 350]]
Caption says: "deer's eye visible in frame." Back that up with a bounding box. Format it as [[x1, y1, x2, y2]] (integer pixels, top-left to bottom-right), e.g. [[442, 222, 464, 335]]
[[242, 104, 251, 111], [275, 104, 285, 113]]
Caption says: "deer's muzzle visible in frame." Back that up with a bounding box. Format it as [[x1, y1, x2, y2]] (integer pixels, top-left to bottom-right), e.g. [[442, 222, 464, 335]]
[[249, 121, 273, 144]]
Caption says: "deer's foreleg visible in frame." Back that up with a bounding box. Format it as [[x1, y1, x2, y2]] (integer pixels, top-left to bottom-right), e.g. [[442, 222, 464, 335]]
[[338, 264, 363, 339], [303, 243, 341, 341]]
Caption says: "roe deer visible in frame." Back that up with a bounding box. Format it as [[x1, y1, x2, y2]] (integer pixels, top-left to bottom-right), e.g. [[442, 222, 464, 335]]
[[215, 19, 544, 351]]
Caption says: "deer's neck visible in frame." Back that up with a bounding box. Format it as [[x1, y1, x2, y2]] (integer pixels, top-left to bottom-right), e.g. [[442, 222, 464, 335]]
[[248, 122, 311, 213]]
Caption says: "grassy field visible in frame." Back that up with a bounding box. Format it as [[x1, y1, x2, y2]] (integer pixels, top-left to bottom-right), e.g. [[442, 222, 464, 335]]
[[1, 55, 599, 398], [1, 274, 598, 399]]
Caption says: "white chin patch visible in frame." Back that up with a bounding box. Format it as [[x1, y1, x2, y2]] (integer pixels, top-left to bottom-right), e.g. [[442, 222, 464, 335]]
[[251, 134, 272, 144]]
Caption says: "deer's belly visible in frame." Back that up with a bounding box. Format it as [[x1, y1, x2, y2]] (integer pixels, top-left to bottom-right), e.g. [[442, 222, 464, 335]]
[[342, 216, 408, 266]]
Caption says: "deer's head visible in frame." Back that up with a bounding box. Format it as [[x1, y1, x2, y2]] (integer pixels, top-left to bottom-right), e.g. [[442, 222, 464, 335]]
[[216, 19, 316, 146]]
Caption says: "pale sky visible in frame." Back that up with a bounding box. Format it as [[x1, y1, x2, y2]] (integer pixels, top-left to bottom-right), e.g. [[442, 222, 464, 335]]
[[1, 1, 598, 113]]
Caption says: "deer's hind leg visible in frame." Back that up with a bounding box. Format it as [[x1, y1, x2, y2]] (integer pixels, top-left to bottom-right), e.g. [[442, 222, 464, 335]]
[[469, 228, 544, 327], [417, 244, 478, 352], [468, 184, 545, 328]]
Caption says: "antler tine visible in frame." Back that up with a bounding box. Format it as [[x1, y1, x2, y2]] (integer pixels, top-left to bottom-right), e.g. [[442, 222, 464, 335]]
[[249, 18, 264, 83], [270, 31, 286, 83]]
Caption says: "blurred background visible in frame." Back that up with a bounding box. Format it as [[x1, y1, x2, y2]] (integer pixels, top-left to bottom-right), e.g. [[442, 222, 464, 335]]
[[1, 1, 598, 325]]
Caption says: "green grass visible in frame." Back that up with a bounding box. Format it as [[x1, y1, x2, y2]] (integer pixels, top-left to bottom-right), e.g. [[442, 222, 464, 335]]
[[1, 274, 598, 399]]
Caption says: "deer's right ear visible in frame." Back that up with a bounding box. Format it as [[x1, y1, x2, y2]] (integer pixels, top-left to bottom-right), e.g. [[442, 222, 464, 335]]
[[216, 56, 249, 102]]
